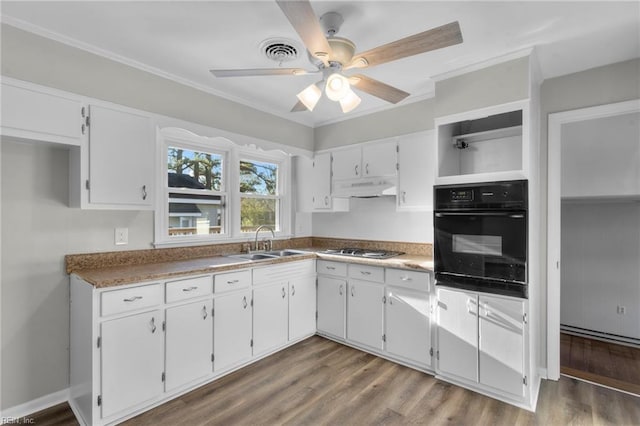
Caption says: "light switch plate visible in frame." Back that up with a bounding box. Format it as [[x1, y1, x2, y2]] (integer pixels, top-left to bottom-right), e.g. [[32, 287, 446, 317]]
[[115, 227, 128, 245]]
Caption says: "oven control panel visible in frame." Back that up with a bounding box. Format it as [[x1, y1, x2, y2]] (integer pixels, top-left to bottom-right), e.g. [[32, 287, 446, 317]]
[[435, 180, 528, 210], [450, 189, 474, 202]]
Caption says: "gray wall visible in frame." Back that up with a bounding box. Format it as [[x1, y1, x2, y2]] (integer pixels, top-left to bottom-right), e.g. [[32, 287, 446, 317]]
[[0, 24, 314, 152], [1, 140, 154, 409], [539, 57, 640, 369]]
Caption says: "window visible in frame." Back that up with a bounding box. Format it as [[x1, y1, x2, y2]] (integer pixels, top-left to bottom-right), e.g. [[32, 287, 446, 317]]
[[166, 146, 226, 237], [156, 128, 291, 247], [239, 158, 280, 233]]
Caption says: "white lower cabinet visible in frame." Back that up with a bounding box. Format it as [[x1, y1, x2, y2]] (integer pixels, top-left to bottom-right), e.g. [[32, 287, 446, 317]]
[[436, 287, 526, 400], [213, 290, 252, 371], [347, 279, 385, 350], [165, 300, 213, 391], [252, 283, 289, 356], [289, 275, 317, 340], [100, 309, 164, 419], [317, 275, 347, 339], [385, 287, 431, 367]]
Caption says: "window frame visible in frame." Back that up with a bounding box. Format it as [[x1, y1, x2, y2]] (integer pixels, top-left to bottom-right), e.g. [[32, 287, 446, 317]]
[[155, 128, 292, 247]]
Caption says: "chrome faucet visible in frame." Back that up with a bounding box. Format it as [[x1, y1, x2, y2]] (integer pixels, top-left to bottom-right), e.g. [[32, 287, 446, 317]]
[[254, 225, 275, 252]]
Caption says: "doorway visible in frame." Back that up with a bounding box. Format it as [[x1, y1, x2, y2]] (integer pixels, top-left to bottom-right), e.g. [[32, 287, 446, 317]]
[[547, 99, 640, 390]]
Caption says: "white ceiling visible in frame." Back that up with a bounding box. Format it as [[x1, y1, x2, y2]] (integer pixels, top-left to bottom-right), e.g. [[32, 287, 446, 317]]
[[1, 1, 638, 128]]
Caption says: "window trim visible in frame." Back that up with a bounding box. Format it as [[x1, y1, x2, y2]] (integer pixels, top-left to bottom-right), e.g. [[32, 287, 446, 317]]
[[155, 127, 292, 247]]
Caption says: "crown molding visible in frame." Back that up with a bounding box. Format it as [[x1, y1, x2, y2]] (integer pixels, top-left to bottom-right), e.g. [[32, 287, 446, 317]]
[[431, 48, 533, 82]]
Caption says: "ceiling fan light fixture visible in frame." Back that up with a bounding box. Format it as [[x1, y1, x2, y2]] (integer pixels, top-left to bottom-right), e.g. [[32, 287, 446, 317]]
[[339, 89, 361, 113], [296, 83, 322, 111], [325, 73, 350, 101]]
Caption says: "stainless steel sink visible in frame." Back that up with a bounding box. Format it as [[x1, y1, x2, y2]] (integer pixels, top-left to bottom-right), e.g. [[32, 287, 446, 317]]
[[226, 253, 277, 261], [225, 249, 305, 261], [263, 249, 304, 257]]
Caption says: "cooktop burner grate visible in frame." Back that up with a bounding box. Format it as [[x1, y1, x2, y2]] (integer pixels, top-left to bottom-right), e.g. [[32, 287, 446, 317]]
[[320, 248, 404, 259]]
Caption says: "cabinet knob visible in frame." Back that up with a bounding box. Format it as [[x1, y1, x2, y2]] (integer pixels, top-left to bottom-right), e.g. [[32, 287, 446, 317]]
[[242, 296, 248, 309], [281, 287, 286, 299], [142, 185, 148, 200], [339, 284, 343, 295], [324, 196, 329, 206], [351, 286, 355, 297], [365, 163, 369, 175], [354, 164, 359, 176], [202, 305, 208, 320], [291, 285, 296, 296], [150, 317, 157, 333], [402, 191, 407, 204]]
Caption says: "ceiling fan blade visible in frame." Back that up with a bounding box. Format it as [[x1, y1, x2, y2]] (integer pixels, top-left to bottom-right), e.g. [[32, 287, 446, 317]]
[[276, 0, 332, 65], [290, 100, 309, 112], [349, 74, 410, 104], [346, 21, 463, 69], [210, 68, 310, 77]]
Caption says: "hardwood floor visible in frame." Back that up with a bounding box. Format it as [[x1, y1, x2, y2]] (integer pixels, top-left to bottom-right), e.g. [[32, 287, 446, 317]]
[[27, 336, 640, 425], [560, 332, 640, 395]]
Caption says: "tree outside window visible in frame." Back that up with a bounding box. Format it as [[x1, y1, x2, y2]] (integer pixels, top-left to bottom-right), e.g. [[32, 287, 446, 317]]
[[240, 159, 279, 232]]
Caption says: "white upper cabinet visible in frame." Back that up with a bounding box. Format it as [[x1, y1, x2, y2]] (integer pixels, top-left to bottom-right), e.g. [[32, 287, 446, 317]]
[[293, 154, 348, 213], [332, 146, 362, 180], [1, 78, 84, 146], [332, 139, 398, 181], [397, 130, 435, 211], [311, 152, 333, 209], [86, 104, 154, 208]]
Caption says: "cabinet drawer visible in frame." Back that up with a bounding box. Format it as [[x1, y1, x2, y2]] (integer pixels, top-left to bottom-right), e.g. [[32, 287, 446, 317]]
[[317, 260, 347, 277], [385, 269, 431, 292], [214, 270, 251, 293], [253, 260, 315, 285], [101, 283, 162, 317], [348, 264, 384, 283], [165, 275, 212, 303]]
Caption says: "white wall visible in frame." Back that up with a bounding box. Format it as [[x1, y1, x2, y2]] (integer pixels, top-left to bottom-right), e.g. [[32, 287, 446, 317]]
[[1, 140, 153, 409], [312, 197, 433, 243]]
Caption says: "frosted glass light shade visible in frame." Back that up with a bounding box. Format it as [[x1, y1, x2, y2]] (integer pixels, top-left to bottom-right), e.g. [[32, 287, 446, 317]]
[[339, 89, 361, 113], [296, 83, 322, 111], [325, 73, 350, 101]]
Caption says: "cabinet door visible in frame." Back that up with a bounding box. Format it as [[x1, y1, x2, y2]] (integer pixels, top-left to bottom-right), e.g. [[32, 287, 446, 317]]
[[214, 290, 252, 372], [101, 310, 164, 419], [253, 283, 289, 355], [397, 131, 435, 210], [386, 288, 431, 367], [165, 300, 213, 392], [1, 80, 83, 146], [332, 147, 361, 180], [347, 280, 384, 350], [317, 276, 346, 339], [478, 295, 525, 397], [312, 152, 332, 209], [289, 275, 317, 341], [436, 288, 478, 383], [88, 104, 153, 207], [362, 140, 397, 177]]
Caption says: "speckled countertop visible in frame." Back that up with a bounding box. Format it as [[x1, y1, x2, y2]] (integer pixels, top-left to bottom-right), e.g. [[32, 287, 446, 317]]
[[68, 238, 433, 289]]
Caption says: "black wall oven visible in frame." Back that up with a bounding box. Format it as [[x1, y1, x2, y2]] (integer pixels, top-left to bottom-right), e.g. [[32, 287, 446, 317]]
[[434, 180, 528, 298]]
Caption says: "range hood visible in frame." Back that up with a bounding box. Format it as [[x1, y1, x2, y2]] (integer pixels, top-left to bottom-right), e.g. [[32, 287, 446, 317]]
[[332, 177, 397, 198]]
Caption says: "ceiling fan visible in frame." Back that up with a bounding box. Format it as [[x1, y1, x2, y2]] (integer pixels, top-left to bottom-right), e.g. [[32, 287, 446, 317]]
[[210, 0, 463, 113]]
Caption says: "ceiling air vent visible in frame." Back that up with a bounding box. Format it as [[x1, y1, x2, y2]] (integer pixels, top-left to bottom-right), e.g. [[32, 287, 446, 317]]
[[260, 38, 300, 63]]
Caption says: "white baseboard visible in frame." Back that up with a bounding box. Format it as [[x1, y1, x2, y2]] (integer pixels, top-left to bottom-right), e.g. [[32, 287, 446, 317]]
[[2, 388, 69, 420]]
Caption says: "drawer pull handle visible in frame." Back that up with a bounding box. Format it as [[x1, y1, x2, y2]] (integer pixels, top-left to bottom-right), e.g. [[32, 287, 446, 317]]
[[242, 296, 248, 309], [202, 305, 208, 320], [326, 266, 336, 270], [400, 276, 412, 281], [227, 279, 240, 284], [124, 296, 142, 302], [360, 271, 372, 276], [182, 286, 198, 292], [150, 317, 156, 333]]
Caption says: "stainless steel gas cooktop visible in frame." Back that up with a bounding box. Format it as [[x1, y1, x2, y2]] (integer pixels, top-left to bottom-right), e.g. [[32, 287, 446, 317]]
[[320, 248, 404, 259]]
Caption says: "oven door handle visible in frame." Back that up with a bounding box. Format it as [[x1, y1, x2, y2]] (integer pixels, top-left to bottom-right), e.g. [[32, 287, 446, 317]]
[[435, 212, 525, 219]]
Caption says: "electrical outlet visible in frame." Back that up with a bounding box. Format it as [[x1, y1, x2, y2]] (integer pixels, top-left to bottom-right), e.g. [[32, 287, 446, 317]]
[[617, 305, 626, 315], [115, 228, 128, 245]]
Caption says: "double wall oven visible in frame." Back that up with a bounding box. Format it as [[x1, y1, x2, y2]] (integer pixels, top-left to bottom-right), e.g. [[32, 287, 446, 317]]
[[434, 180, 528, 298]]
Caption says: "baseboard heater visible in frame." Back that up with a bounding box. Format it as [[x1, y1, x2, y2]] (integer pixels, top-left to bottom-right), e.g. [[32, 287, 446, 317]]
[[561, 324, 640, 348]]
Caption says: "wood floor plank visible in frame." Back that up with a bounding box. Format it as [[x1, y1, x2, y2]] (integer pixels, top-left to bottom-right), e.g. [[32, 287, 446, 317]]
[[26, 336, 640, 426]]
